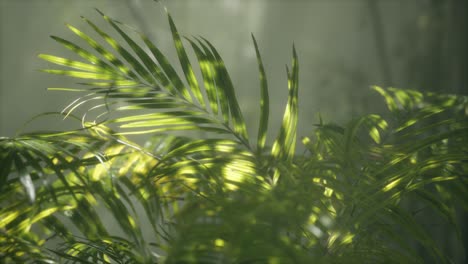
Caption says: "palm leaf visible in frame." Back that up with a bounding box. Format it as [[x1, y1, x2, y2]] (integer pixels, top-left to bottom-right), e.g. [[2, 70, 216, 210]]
[[272, 45, 299, 162], [39, 10, 256, 150], [252, 35, 270, 155], [270, 45, 299, 184], [167, 12, 204, 107]]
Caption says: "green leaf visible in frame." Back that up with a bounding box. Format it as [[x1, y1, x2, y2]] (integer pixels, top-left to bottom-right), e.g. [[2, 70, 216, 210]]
[[98, 9, 169, 89], [13, 154, 35, 203], [48, 35, 116, 72], [66, 23, 138, 80], [252, 35, 269, 155], [272, 45, 299, 162], [186, 38, 219, 116], [387, 206, 447, 262], [372, 86, 398, 112], [196, 39, 230, 125], [38, 54, 109, 74], [0, 146, 13, 191], [413, 189, 461, 240], [201, 37, 249, 143], [140, 34, 190, 100], [82, 16, 156, 86], [168, 12, 204, 108], [41, 69, 125, 80], [116, 125, 228, 135]]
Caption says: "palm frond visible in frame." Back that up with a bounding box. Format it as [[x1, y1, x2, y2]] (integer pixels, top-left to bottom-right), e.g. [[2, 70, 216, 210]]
[[38, 10, 255, 150]]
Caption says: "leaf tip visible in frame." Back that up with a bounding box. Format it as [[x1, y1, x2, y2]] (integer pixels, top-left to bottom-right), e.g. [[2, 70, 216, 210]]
[[94, 8, 104, 16], [251, 34, 259, 46], [292, 43, 298, 57]]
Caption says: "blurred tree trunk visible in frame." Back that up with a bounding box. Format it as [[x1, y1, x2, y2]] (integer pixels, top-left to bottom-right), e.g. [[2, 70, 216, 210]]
[[446, 0, 467, 95], [414, 0, 467, 95]]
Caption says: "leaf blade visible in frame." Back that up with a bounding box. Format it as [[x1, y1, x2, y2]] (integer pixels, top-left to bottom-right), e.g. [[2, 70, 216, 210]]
[[252, 35, 269, 155]]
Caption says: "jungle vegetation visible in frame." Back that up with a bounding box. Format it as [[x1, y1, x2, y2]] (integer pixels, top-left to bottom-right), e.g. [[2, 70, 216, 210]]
[[1, 7, 467, 264]]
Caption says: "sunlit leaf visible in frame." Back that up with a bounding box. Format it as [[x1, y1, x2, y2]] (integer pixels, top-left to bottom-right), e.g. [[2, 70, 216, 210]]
[[272, 45, 299, 163], [168, 12, 204, 107], [252, 35, 269, 155]]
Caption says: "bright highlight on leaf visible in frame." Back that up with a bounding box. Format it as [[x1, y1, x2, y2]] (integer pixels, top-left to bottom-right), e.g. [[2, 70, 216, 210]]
[[214, 238, 225, 247]]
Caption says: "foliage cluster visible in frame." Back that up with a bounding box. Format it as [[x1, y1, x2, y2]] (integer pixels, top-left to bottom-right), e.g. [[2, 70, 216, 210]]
[[1, 9, 467, 263]]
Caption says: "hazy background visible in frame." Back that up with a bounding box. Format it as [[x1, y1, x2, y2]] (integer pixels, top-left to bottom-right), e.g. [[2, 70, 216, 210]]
[[1, 0, 467, 261], [1, 0, 466, 139]]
